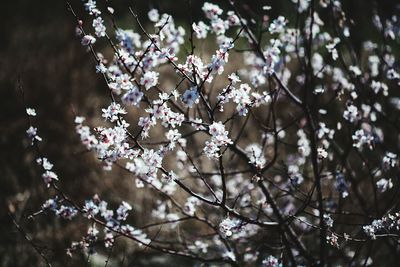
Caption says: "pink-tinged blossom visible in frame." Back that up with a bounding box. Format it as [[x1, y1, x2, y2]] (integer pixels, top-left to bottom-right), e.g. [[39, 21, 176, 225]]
[[204, 121, 232, 158], [92, 17, 106, 37], [177, 54, 207, 81], [117, 74, 134, 90], [191, 118, 207, 131], [26, 126, 42, 144], [156, 14, 186, 54], [138, 116, 156, 139], [102, 102, 127, 122], [108, 74, 134, 95], [75, 115, 134, 168], [81, 34, 96, 46], [251, 91, 271, 107], [326, 232, 339, 248], [233, 83, 252, 116], [263, 40, 281, 74], [56, 206, 78, 220], [127, 153, 162, 186], [202, 2, 223, 20], [226, 11, 240, 26], [165, 129, 181, 150], [75, 118, 98, 151], [75, 26, 83, 36], [149, 104, 164, 119], [209, 42, 233, 75], [140, 71, 159, 90], [262, 255, 281, 267], [148, 9, 160, 22], [203, 141, 220, 159], [228, 73, 241, 85], [192, 21, 209, 39], [210, 18, 228, 35], [160, 108, 184, 129], [104, 232, 114, 248], [122, 87, 143, 106]]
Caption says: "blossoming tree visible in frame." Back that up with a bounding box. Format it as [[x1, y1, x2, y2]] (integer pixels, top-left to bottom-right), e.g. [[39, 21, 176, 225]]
[[20, 0, 400, 266]]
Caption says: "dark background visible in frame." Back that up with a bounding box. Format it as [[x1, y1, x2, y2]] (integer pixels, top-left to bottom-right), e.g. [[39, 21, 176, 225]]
[[1, 0, 399, 266]]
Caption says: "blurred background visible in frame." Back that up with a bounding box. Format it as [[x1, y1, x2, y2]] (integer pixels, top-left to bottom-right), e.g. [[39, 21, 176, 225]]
[[1, 0, 399, 266]]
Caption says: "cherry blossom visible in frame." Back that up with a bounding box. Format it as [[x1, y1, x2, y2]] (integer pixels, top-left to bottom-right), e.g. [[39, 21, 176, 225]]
[[101, 102, 127, 122], [92, 17, 106, 37], [20, 1, 400, 265], [26, 107, 37, 116], [192, 21, 209, 39], [148, 9, 160, 22], [140, 71, 159, 90], [26, 126, 42, 144], [81, 34, 96, 46]]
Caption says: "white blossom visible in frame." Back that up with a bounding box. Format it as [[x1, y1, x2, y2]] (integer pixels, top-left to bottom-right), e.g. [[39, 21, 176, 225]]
[[148, 9, 160, 22], [26, 108, 37, 116], [81, 34, 96, 46], [140, 71, 159, 90]]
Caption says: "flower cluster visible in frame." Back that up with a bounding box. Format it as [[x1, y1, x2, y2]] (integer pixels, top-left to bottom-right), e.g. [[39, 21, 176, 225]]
[[363, 213, 400, 239], [219, 217, 241, 238], [262, 255, 282, 267], [204, 121, 232, 158]]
